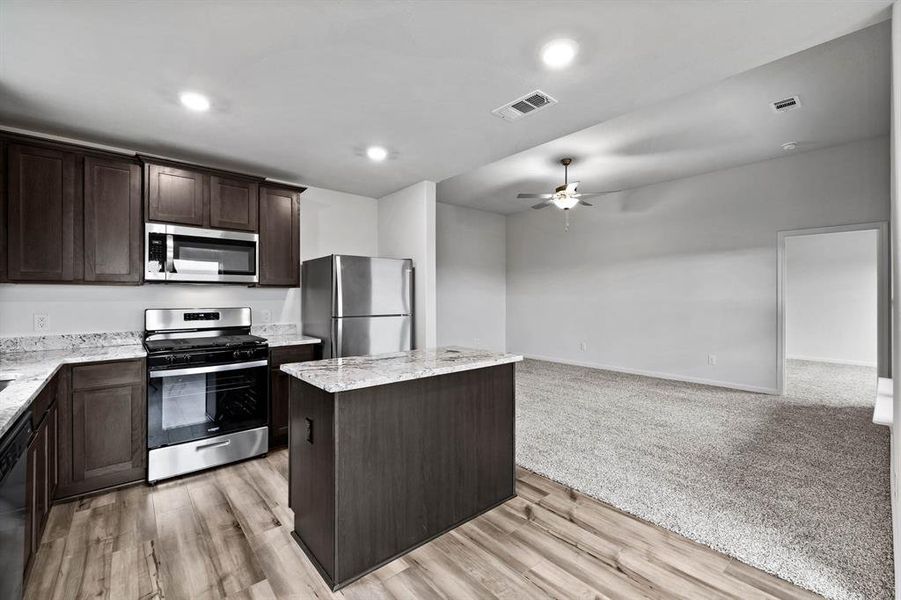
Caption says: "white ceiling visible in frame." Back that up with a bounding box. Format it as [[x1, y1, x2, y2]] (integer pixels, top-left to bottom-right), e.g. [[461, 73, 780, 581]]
[[439, 20, 891, 214], [0, 1, 891, 199]]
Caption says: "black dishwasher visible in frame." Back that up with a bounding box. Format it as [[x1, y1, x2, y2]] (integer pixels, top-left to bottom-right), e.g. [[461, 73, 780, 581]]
[[0, 411, 32, 600]]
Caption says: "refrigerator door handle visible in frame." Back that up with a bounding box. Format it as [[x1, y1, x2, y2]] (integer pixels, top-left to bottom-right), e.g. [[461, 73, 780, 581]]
[[334, 318, 343, 357], [334, 255, 344, 318], [404, 267, 414, 316]]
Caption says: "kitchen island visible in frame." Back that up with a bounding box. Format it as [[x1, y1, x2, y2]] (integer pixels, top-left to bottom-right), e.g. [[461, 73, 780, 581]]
[[281, 346, 522, 590]]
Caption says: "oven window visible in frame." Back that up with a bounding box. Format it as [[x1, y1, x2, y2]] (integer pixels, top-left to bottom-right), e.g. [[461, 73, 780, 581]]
[[147, 365, 268, 448], [171, 235, 256, 276]]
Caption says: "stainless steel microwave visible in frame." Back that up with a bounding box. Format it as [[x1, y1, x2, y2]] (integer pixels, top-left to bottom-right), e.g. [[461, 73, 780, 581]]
[[144, 223, 259, 284]]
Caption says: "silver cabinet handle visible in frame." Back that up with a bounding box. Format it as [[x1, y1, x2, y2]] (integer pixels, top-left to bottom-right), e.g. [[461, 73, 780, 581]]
[[196, 439, 231, 451], [149, 360, 268, 378]]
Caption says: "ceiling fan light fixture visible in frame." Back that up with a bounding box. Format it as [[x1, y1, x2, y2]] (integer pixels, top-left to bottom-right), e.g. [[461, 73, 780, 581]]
[[552, 193, 578, 210]]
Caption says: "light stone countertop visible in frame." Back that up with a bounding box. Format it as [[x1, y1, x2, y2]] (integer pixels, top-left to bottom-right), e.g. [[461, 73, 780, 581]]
[[0, 344, 147, 439], [262, 334, 322, 348], [280, 346, 523, 393]]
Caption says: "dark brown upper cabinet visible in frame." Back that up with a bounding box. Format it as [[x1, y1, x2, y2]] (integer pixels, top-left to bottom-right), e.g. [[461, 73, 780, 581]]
[[7, 143, 78, 282], [146, 162, 204, 226], [210, 176, 259, 232], [0, 139, 6, 282], [84, 156, 142, 283], [259, 184, 303, 286]]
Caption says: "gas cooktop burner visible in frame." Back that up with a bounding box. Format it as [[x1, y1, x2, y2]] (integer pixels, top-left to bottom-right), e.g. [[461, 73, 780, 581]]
[[144, 334, 266, 354]]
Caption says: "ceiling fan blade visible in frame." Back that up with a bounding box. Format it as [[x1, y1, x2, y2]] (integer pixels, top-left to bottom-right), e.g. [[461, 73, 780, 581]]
[[531, 200, 553, 209], [565, 181, 580, 194], [579, 200, 593, 207], [575, 191, 622, 198], [517, 193, 553, 199]]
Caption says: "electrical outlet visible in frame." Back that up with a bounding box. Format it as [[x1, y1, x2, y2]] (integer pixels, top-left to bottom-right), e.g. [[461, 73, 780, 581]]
[[33, 313, 50, 333], [708, 354, 717, 366], [259, 309, 272, 323], [580, 341, 588, 352], [473, 338, 482, 348]]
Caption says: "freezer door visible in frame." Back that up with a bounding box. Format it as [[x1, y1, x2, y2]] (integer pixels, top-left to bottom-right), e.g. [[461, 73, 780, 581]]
[[335, 255, 413, 317], [333, 316, 413, 358]]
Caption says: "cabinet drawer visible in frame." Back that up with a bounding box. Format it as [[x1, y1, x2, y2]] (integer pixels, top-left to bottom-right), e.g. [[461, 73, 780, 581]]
[[72, 359, 144, 390], [270, 344, 319, 367]]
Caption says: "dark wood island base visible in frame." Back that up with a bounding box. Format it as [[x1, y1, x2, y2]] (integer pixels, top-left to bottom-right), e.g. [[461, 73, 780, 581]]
[[287, 361, 516, 590]]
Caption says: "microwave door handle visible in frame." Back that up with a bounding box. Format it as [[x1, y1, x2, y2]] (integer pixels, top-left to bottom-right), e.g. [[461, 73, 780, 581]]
[[165, 234, 175, 274]]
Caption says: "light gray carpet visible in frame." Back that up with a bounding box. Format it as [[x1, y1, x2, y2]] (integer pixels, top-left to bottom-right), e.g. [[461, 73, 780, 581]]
[[515, 359, 892, 600]]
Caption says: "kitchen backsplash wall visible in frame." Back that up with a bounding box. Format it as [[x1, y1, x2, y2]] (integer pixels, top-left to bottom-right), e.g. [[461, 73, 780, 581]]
[[0, 283, 300, 337]]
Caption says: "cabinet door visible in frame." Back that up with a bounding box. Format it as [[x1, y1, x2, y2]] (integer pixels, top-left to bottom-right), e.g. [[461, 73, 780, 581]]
[[71, 382, 145, 488], [210, 176, 259, 231], [25, 418, 47, 568], [146, 163, 204, 225], [270, 369, 290, 447], [0, 140, 6, 282], [269, 345, 319, 447], [47, 402, 58, 501], [259, 185, 300, 286], [7, 143, 77, 281], [84, 156, 142, 282]]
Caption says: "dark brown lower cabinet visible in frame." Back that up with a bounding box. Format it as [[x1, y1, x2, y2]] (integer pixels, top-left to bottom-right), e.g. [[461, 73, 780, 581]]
[[24, 378, 57, 574], [57, 359, 146, 499], [269, 344, 321, 447], [288, 363, 516, 590]]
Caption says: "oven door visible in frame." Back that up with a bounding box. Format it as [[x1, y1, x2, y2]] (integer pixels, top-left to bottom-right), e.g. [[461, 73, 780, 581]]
[[147, 360, 268, 449]]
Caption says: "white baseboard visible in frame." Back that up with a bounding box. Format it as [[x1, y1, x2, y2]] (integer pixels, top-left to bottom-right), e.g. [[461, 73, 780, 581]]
[[785, 355, 877, 368], [520, 353, 780, 395]]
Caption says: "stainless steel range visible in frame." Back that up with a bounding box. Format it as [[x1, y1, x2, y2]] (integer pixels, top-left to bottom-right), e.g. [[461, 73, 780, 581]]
[[144, 307, 269, 483]]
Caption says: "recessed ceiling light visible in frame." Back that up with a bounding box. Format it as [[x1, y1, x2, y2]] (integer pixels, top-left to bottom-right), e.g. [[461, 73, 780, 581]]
[[366, 146, 388, 162], [179, 91, 210, 112], [541, 39, 578, 69], [781, 141, 799, 151]]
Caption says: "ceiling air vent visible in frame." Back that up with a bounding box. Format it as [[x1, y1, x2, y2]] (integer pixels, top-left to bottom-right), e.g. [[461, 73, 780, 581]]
[[492, 90, 558, 122], [772, 96, 801, 113]]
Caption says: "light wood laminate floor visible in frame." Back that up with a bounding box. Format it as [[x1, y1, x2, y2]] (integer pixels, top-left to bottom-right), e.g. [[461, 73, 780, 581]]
[[25, 449, 823, 599]]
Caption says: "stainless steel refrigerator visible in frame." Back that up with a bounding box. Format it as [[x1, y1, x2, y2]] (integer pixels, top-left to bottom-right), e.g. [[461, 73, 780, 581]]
[[301, 255, 414, 358]]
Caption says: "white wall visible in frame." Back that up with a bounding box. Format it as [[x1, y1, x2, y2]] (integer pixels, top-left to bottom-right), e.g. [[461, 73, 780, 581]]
[[379, 181, 437, 349], [301, 186, 379, 260], [436, 202, 506, 351], [785, 230, 878, 366], [506, 136, 890, 393], [0, 186, 380, 336]]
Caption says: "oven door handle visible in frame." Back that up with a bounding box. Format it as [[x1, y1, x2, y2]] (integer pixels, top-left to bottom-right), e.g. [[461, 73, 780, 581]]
[[149, 360, 268, 378]]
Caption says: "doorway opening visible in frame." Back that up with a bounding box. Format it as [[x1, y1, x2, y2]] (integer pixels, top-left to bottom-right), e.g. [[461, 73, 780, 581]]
[[777, 222, 889, 396]]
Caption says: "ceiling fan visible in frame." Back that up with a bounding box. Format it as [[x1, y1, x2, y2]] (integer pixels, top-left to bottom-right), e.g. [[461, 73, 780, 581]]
[[516, 158, 619, 230]]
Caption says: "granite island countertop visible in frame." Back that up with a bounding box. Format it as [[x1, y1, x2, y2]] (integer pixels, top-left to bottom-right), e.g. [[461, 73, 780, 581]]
[[280, 346, 523, 393], [0, 344, 147, 439]]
